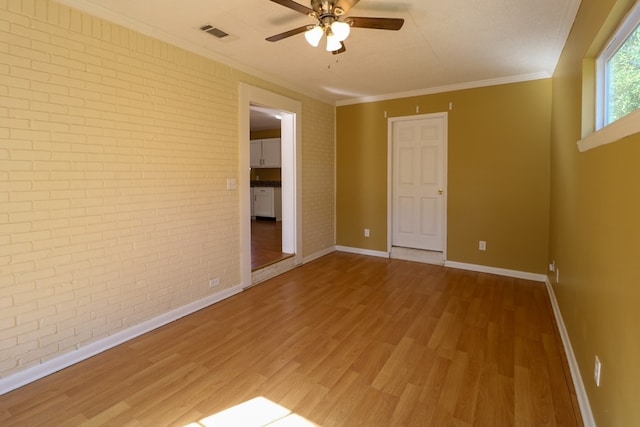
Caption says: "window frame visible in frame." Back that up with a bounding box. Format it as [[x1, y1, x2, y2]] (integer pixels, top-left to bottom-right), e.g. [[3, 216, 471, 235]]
[[596, 1, 640, 131], [579, 1, 640, 152]]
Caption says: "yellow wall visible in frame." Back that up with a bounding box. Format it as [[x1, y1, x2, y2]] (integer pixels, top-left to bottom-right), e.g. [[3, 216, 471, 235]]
[[0, 0, 334, 379], [337, 80, 552, 273], [550, 0, 640, 424]]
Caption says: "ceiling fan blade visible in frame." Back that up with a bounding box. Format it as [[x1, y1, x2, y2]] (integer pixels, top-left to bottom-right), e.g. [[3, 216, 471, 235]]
[[334, 0, 360, 14], [346, 16, 404, 31], [332, 42, 346, 55], [266, 25, 312, 42], [269, 0, 314, 16]]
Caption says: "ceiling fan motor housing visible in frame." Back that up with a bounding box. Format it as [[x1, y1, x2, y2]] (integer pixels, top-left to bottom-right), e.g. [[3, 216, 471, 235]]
[[311, 0, 344, 16]]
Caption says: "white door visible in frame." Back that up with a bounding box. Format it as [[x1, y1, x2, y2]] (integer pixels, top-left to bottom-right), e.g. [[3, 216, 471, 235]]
[[391, 114, 447, 251]]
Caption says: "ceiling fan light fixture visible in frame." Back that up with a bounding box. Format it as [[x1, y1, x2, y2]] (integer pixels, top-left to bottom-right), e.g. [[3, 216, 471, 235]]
[[330, 21, 350, 42], [304, 25, 324, 47], [326, 33, 342, 52], [266, 0, 405, 55]]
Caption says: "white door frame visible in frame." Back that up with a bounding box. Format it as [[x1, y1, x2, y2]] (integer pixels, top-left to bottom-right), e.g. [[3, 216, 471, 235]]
[[239, 84, 302, 288], [387, 112, 448, 257]]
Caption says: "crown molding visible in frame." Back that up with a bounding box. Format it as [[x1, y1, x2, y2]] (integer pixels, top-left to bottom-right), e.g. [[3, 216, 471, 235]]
[[335, 72, 551, 106]]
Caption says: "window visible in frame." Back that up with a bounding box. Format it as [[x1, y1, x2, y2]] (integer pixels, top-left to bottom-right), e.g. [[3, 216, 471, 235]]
[[597, 2, 640, 130], [580, 1, 640, 152]]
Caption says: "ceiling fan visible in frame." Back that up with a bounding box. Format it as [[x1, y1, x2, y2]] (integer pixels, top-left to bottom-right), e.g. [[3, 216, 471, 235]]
[[266, 0, 404, 54]]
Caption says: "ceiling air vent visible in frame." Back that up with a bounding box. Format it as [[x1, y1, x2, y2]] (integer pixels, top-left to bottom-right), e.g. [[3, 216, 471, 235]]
[[199, 24, 229, 39]]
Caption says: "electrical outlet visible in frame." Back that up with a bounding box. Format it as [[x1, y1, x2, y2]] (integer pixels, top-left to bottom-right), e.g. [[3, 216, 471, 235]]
[[479, 240, 486, 251], [209, 278, 220, 288], [594, 355, 602, 387], [549, 260, 555, 272], [364, 228, 370, 237]]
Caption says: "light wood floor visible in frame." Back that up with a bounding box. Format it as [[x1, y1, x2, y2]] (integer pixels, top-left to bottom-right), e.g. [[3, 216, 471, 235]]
[[251, 219, 292, 271], [0, 253, 582, 426]]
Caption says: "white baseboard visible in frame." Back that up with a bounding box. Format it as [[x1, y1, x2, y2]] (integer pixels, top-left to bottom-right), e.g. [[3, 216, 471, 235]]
[[444, 260, 547, 282], [302, 246, 336, 264], [545, 278, 595, 427], [335, 245, 389, 258], [333, 249, 545, 282], [0, 284, 244, 396]]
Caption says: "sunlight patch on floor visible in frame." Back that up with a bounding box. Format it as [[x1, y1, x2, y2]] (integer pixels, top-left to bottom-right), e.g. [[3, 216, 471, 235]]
[[185, 396, 318, 427]]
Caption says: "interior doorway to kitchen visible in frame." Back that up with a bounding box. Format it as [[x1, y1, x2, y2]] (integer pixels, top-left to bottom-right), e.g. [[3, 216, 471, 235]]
[[240, 84, 302, 288], [249, 104, 293, 271]]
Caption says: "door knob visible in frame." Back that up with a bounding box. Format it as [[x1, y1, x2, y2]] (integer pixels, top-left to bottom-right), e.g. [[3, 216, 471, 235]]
[[438, 189, 444, 195]]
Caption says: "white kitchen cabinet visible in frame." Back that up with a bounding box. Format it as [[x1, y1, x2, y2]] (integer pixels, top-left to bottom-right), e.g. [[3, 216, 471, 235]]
[[250, 138, 281, 168], [252, 187, 282, 220]]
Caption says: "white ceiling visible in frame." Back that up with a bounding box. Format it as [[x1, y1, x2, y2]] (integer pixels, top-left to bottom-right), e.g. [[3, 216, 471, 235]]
[[250, 104, 282, 131], [56, 0, 581, 106]]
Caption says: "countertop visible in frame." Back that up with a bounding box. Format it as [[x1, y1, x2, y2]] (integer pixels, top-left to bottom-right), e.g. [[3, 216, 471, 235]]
[[250, 180, 281, 187]]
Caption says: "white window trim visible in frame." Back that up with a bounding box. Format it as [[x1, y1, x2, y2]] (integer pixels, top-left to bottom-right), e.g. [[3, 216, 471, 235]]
[[579, 0, 640, 152], [578, 107, 640, 152]]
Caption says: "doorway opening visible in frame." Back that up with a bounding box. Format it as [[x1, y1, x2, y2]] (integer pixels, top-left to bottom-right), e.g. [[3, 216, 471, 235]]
[[249, 105, 292, 270]]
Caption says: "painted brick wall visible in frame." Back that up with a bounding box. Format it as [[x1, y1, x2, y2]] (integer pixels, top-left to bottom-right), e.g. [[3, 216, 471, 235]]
[[0, 0, 335, 379], [302, 99, 336, 257]]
